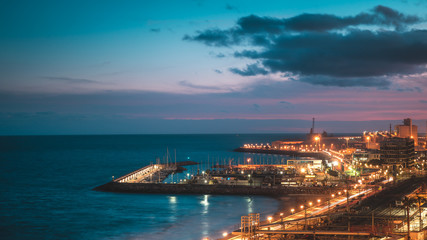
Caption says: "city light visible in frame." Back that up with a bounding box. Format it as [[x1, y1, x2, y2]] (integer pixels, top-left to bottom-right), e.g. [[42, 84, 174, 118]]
[[317, 199, 321, 203], [291, 208, 295, 214], [300, 205, 304, 209], [222, 232, 228, 237], [268, 216, 273, 222]]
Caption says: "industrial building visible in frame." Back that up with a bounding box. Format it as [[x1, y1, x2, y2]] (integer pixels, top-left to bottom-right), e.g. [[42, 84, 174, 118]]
[[380, 137, 415, 168], [395, 118, 418, 146]]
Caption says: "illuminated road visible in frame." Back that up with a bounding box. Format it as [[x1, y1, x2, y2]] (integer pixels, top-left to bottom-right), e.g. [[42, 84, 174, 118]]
[[225, 188, 373, 240]]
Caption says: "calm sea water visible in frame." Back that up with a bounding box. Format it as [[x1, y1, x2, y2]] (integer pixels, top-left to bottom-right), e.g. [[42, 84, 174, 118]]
[[0, 134, 305, 240]]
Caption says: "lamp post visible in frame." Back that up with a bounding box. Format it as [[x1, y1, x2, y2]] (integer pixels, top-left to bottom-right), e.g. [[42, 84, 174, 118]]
[[300, 201, 311, 230]]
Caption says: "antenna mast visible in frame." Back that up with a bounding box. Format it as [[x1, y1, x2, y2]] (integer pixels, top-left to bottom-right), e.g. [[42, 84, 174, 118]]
[[310, 117, 315, 134]]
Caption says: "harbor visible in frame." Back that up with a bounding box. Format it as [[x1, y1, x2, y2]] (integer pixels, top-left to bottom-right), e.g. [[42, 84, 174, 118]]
[[93, 118, 427, 239]]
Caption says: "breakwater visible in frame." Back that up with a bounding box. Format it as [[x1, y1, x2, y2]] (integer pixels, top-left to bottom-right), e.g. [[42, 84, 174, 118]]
[[93, 182, 335, 196], [234, 147, 330, 160], [115, 161, 198, 183]]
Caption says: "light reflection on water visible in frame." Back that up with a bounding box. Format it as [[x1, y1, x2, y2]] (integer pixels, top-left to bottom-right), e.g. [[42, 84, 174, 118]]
[[201, 195, 210, 238], [135, 194, 279, 240], [246, 196, 254, 214]]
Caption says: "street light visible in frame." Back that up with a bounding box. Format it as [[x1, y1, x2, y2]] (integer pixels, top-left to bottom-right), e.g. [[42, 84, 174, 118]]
[[268, 216, 273, 223], [317, 199, 321, 204], [222, 232, 228, 237], [291, 208, 295, 214]]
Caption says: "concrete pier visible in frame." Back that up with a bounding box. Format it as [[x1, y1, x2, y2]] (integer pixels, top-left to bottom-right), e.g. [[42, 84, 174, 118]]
[[114, 161, 197, 183]]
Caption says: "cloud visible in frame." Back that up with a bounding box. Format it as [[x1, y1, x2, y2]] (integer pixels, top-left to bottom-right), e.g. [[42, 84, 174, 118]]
[[184, 6, 427, 88], [214, 69, 222, 74], [184, 5, 421, 46], [225, 4, 237, 11], [397, 87, 423, 92], [419, 100, 427, 103], [229, 63, 268, 76], [183, 29, 236, 47], [298, 76, 392, 87], [215, 53, 225, 58], [209, 52, 226, 58], [178, 80, 224, 90], [279, 101, 292, 105], [43, 76, 99, 84], [150, 28, 161, 33]]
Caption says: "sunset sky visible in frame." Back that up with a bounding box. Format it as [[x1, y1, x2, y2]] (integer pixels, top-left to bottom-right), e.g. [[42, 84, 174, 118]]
[[1, 0, 427, 135]]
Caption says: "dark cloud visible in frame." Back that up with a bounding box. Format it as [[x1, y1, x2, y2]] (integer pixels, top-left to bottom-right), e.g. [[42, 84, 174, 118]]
[[214, 69, 222, 74], [298, 76, 391, 87], [43, 76, 99, 84], [184, 5, 421, 46], [253, 103, 260, 111], [279, 101, 292, 105], [184, 6, 427, 88], [260, 30, 427, 78], [183, 28, 239, 47], [420, 100, 427, 103], [150, 28, 161, 33], [229, 63, 268, 76]]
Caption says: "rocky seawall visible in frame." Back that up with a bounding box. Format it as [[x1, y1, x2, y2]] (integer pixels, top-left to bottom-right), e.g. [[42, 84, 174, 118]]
[[93, 182, 335, 196]]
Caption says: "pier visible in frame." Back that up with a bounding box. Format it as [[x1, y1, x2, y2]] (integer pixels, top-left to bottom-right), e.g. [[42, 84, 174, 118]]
[[114, 161, 198, 183], [94, 157, 343, 195]]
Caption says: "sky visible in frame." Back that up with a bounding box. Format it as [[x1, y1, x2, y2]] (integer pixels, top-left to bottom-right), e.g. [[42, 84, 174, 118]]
[[1, 0, 427, 135]]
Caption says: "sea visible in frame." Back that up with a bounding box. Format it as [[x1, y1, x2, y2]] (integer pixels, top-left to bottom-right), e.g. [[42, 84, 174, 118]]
[[0, 134, 306, 240]]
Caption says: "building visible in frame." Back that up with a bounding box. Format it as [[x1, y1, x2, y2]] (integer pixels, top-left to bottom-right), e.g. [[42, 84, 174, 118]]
[[287, 159, 323, 169], [380, 137, 415, 168], [395, 118, 418, 146], [352, 150, 381, 163]]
